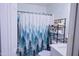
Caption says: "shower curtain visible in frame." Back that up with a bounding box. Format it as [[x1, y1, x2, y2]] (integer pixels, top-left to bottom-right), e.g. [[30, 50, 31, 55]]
[[17, 12, 53, 56]]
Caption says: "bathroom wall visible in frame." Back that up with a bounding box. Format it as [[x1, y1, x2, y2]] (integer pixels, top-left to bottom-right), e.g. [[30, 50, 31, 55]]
[[17, 3, 48, 13]]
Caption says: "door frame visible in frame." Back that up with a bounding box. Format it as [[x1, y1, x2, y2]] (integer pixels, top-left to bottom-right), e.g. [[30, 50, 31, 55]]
[[67, 3, 79, 56]]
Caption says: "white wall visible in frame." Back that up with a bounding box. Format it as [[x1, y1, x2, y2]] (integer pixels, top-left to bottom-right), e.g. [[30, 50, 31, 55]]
[[46, 3, 71, 38], [17, 3, 48, 13], [46, 3, 70, 19]]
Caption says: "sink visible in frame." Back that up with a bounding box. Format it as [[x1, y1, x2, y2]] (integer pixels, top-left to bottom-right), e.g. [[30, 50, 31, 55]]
[[50, 43, 67, 56]]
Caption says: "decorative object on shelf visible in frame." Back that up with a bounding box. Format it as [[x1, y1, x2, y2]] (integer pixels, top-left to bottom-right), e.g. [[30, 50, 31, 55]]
[[47, 18, 66, 44], [48, 25, 55, 44], [53, 18, 66, 43]]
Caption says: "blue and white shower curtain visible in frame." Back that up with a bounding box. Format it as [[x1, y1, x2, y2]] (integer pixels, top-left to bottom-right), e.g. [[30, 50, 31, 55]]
[[17, 12, 53, 56]]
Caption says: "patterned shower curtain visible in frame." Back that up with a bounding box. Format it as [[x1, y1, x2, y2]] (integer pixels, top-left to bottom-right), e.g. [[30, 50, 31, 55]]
[[17, 12, 53, 56]]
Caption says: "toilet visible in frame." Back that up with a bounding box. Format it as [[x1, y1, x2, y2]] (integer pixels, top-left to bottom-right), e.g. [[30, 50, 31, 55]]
[[38, 50, 51, 56]]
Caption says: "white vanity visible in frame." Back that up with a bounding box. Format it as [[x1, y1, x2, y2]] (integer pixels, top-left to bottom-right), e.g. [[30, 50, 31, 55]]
[[50, 43, 67, 56]]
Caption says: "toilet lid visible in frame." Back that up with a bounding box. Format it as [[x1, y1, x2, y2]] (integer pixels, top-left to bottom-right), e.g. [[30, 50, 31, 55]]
[[38, 50, 51, 56]]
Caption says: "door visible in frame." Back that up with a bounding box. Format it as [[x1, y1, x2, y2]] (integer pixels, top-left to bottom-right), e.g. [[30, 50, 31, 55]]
[[0, 3, 17, 56]]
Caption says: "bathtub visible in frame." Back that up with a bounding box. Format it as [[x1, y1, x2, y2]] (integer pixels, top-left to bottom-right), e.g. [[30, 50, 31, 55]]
[[50, 43, 67, 56]]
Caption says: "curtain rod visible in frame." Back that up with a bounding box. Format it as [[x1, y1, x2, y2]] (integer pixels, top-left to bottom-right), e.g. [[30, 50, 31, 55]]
[[17, 11, 52, 16]]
